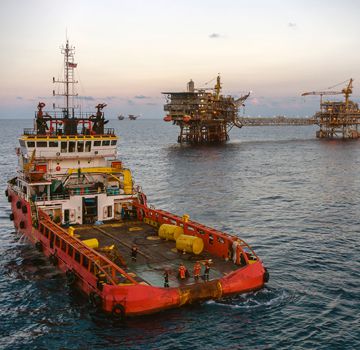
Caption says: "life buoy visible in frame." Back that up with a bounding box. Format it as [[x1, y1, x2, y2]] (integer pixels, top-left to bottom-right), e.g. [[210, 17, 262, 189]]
[[111, 304, 125, 321], [89, 292, 102, 309], [263, 267, 270, 283], [49, 254, 58, 266], [56, 165, 61, 171], [19, 221, 25, 229], [66, 270, 77, 286], [22, 205, 28, 214], [16, 201, 22, 209]]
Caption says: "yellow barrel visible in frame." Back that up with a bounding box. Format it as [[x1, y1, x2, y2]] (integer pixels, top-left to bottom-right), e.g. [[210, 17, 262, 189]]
[[158, 224, 184, 241], [82, 238, 99, 249], [176, 234, 204, 255]]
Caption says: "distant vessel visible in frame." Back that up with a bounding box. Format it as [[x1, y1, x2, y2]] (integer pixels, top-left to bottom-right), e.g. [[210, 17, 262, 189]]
[[128, 114, 140, 120], [118, 114, 125, 120]]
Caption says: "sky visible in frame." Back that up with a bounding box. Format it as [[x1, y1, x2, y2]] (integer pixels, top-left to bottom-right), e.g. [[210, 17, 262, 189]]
[[1, 0, 360, 119]]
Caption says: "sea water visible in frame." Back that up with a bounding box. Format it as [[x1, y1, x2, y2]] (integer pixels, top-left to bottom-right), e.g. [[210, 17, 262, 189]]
[[0, 119, 359, 349]]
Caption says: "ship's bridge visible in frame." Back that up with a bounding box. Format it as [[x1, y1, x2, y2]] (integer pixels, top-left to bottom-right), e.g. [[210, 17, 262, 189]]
[[20, 104, 118, 159], [19, 134, 118, 160]]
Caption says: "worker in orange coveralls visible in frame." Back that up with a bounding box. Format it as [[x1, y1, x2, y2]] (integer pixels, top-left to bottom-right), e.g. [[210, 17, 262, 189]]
[[193, 261, 202, 280], [178, 263, 188, 280]]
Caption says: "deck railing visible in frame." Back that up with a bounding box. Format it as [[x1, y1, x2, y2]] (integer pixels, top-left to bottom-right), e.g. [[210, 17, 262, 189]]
[[37, 209, 138, 287]]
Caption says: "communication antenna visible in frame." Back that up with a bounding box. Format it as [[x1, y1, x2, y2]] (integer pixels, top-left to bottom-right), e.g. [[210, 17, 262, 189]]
[[53, 40, 78, 117]]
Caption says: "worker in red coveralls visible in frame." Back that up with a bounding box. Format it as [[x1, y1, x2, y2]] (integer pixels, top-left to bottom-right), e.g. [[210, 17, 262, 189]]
[[193, 261, 202, 280], [178, 263, 188, 280]]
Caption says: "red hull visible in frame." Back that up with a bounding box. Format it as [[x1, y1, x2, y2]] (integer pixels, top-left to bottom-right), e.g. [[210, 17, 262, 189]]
[[7, 188, 266, 318]]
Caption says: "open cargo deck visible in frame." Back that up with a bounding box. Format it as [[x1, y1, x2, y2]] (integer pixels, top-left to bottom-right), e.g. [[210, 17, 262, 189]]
[[73, 220, 239, 288]]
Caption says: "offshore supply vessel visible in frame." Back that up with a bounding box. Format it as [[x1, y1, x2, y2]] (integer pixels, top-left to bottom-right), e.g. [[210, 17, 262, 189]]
[[6, 41, 268, 319]]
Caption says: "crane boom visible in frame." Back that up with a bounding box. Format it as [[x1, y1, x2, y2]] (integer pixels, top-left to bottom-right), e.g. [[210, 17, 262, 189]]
[[301, 91, 343, 96]]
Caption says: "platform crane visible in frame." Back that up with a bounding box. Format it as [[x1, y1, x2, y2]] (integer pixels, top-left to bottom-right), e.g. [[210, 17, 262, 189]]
[[301, 78, 353, 109]]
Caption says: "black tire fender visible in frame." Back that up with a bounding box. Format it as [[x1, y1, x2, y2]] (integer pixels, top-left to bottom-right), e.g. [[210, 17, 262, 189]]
[[263, 267, 270, 283], [35, 241, 42, 252], [22, 205, 28, 214], [111, 304, 125, 321], [19, 221, 25, 229], [49, 254, 58, 266], [9, 213, 14, 221], [8, 195, 12, 202], [89, 292, 102, 308], [16, 201, 22, 209], [66, 269, 77, 286], [5, 189, 8, 197]]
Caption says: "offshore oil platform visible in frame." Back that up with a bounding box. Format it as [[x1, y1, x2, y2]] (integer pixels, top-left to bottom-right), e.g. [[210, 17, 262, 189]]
[[162, 75, 250, 143], [302, 78, 360, 139], [163, 76, 360, 143]]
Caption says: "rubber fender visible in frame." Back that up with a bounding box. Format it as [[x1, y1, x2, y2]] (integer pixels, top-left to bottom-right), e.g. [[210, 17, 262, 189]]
[[111, 304, 125, 321], [19, 221, 25, 229], [263, 267, 270, 283], [22, 205, 28, 214], [8, 195, 12, 202], [49, 254, 58, 266], [66, 270, 77, 286], [16, 201, 22, 209], [9, 213, 14, 221], [35, 241, 42, 252], [89, 292, 102, 309], [5, 189, 8, 197]]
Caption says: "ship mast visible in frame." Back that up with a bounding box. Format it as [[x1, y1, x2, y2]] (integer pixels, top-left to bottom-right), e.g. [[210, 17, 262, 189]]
[[53, 40, 78, 117]]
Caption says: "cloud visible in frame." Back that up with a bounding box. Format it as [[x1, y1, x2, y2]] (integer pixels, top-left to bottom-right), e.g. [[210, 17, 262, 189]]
[[209, 33, 222, 39], [78, 96, 95, 101], [288, 22, 297, 28], [134, 95, 150, 99], [104, 96, 118, 100]]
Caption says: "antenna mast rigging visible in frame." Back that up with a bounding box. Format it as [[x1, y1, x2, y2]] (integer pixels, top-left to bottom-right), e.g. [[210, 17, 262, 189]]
[[53, 40, 78, 117]]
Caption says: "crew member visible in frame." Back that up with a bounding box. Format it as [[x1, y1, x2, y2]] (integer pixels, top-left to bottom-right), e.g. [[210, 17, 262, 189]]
[[204, 260, 211, 281], [178, 263, 188, 280], [131, 245, 138, 262], [163, 270, 170, 288], [193, 261, 201, 280]]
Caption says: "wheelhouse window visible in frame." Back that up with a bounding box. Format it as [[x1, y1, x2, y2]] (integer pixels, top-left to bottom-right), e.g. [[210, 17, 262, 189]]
[[36, 141, 47, 147], [77, 141, 84, 152], [27, 141, 35, 147], [49, 141, 58, 147], [85, 141, 91, 152], [61, 142, 67, 153], [68, 141, 76, 152], [111, 140, 117, 146], [19, 140, 26, 147], [94, 141, 101, 147], [102, 140, 110, 146]]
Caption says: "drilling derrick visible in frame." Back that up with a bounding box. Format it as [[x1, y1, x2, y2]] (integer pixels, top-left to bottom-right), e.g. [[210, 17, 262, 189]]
[[302, 79, 360, 139], [162, 75, 250, 143]]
